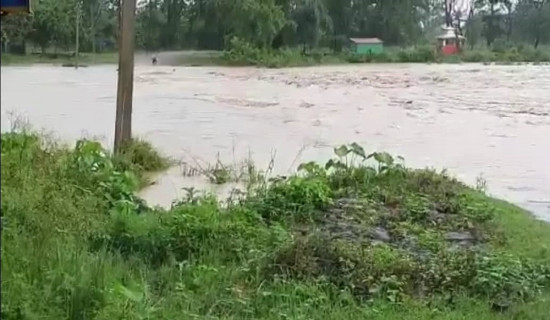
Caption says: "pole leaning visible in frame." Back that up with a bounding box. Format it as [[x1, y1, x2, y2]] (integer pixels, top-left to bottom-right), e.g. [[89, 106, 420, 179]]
[[114, 0, 137, 153]]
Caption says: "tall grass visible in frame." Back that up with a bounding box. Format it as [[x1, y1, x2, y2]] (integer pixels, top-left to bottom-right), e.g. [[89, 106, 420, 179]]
[[2, 133, 550, 319]]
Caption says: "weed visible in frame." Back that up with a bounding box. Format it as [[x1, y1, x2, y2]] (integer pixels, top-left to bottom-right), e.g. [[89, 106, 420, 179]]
[[180, 152, 269, 197], [207, 159, 233, 184], [476, 174, 488, 193]]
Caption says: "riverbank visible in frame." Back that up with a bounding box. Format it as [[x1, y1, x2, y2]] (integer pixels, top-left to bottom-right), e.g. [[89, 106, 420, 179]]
[[162, 47, 550, 68], [0, 51, 224, 67], [3, 46, 550, 68], [222, 43, 550, 68], [0, 52, 120, 66], [2, 131, 550, 319]]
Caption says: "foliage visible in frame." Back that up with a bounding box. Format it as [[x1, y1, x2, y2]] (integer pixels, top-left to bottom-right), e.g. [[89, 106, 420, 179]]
[[113, 138, 170, 179], [0, 13, 33, 52], [222, 36, 339, 67], [267, 144, 549, 306], [344, 45, 550, 65], [3, 133, 550, 319], [250, 175, 333, 223], [514, 0, 550, 48], [2, 0, 550, 65], [28, 0, 77, 52]]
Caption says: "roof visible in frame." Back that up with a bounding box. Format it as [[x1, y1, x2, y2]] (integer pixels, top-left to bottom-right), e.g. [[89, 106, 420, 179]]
[[437, 34, 465, 40], [437, 30, 465, 40], [350, 38, 383, 44]]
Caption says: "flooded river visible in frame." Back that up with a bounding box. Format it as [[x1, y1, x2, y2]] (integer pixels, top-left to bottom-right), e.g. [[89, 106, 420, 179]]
[[1, 63, 549, 221]]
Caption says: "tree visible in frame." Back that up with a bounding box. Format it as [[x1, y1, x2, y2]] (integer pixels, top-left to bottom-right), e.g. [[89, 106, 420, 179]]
[[160, 0, 186, 49], [477, 0, 506, 46], [136, 0, 165, 51], [0, 14, 33, 53], [7, 0, 550, 55], [502, 0, 513, 41], [29, 0, 76, 53], [231, 0, 287, 48], [293, 0, 331, 52], [515, 0, 550, 48], [80, 0, 112, 54], [465, 14, 483, 49]]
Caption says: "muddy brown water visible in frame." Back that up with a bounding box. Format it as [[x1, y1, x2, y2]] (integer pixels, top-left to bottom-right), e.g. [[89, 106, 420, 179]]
[[1, 63, 549, 221]]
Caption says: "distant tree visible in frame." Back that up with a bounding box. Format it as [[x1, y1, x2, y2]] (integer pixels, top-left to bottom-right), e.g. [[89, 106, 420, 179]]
[[136, 0, 165, 51], [465, 14, 483, 49], [293, 0, 331, 52], [515, 0, 550, 48], [28, 0, 76, 53], [0, 14, 33, 53]]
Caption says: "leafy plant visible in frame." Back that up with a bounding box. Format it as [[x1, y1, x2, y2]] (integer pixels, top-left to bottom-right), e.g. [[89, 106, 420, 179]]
[[252, 176, 332, 223], [71, 139, 145, 212]]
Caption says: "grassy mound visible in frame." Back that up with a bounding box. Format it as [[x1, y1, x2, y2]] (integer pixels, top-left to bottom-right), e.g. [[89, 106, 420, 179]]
[[112, 138, 170, 187], [2, 134, 549, 319]]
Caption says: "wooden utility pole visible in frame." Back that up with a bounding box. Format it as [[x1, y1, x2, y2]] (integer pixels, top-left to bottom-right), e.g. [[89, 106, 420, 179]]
[[75, 1, 80, 69], [114, 0, 137, 153]]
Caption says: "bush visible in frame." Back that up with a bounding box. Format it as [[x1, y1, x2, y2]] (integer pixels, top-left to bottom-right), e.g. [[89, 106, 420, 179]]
[[396, 46, 437, 63], [491, 39, 510, 54], [250, 176, 333, 223], [115, 138, 170, 173], [223, 37, 345, 67], [460, 46, 550, 63], [461, 50, 495, 62], [95, 200, 290, 266]]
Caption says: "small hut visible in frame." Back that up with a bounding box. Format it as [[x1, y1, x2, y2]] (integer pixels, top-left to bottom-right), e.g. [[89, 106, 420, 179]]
[[436, 27, 465, 56], [350, 38, 384, 55]]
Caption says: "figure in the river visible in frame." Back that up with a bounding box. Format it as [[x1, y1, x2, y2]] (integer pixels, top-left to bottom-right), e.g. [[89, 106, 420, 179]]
[[152, 54, 158, 65]]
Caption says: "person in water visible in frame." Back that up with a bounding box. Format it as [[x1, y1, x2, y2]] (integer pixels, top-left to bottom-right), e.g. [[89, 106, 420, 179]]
[[152, 54, 158, 65]]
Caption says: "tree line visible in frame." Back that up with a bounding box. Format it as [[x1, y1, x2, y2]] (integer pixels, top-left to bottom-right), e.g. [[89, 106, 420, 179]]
[[1, 0, 549, 55]]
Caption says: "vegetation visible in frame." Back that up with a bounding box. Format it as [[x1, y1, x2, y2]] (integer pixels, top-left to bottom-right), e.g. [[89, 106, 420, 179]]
[[3, 131, 550, 319], [224, 41, 550, 67], [0, 52, 118, 65], [2, 0, 550, 67], [112, 138, 170, 187]]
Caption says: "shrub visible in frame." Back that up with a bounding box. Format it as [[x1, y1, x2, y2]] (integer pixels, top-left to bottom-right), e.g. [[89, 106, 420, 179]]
[[114, 138, 170, 173], [95, 199, 290, 266], [491, 39, 510, 54], [461, 50, 495, 62], [250, 176, 333, 223]]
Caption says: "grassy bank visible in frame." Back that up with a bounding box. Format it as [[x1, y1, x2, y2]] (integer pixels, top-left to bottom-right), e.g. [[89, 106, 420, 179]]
[[222, 38, 550, 67], [2, 133, 550, 319], [0, 52, 119, 66], [223, 47, 550, 68], [4, 46, 549, 68]]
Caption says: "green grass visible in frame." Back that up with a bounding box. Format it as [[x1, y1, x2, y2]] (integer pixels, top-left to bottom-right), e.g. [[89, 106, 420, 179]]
[[0, 52, 119, 66], [2, 134, 549, 320], [220, 38, 550, 67], [4, 45, 547, 68]]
